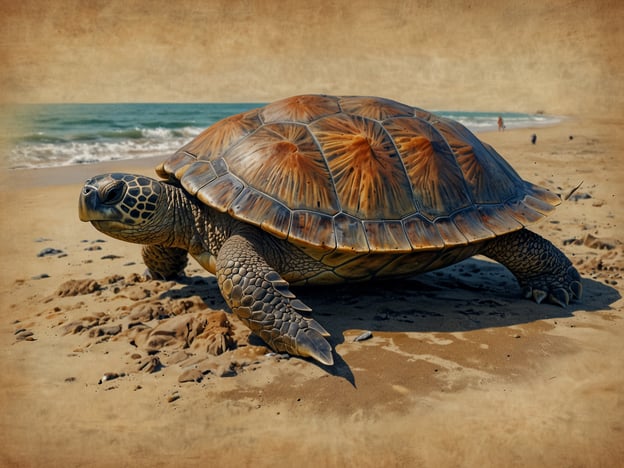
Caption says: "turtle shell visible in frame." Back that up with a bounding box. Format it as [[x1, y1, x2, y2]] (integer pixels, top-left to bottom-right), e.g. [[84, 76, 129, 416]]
[[156, 95, 560, 254]]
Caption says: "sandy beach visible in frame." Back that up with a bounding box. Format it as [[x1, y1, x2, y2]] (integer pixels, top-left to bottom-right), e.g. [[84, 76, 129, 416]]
[[0, 116, 622, 467]]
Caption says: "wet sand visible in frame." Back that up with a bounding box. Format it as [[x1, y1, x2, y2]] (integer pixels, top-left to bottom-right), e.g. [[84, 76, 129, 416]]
[[1, 118, 623, 467]]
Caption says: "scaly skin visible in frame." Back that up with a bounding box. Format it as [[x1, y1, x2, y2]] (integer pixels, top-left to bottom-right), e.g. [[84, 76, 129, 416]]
[[79, 173, 583, 366], [483, 229, 582, 306], [142, 245, 188, 279], [215, 228, 333, 365]]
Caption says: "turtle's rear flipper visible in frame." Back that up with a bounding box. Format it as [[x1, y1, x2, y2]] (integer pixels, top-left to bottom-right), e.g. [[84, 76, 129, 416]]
[[483, 228, 583, 307]]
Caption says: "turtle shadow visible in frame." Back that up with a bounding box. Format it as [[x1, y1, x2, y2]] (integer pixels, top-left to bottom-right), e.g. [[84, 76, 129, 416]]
[[303, 258, 619, 333], [160, 258, 620, 383]]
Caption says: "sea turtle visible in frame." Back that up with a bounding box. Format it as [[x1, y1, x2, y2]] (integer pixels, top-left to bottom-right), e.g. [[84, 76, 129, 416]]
[[78, 94, 582, 366]]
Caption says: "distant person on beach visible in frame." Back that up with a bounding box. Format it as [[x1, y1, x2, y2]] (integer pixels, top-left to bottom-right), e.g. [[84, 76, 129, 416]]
[[498, 115, 505, 131], [531, 134, 537, 144]]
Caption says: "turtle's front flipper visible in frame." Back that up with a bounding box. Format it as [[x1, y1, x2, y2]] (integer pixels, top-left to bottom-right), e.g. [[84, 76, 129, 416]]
[[142, 245, 188, 279], [483, 228, 582, 307], [215, 232, 333, 366]]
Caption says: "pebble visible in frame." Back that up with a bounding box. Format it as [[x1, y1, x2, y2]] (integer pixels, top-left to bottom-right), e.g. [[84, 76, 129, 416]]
[[37, 247, 64, 257], [31, 274, 50, 280], [354, 330, 373, 342], [178, 368, 204, 383], [98, 372, 122, 384], [15, 330, 35, 341], [265, 352, 291, 359]]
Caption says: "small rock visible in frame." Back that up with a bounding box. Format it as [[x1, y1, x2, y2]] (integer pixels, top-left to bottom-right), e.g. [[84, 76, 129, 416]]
[[98, 372, 119, 384], [583, 233, 617, 250], [354, 330, 373, 342], [15, 330, 35, 341], [101, 254, 122, 260], [178, 368, 203, 383], [32, 274, 50, 280], [99, 324, 122, 336], [37, 247, 64, 257]]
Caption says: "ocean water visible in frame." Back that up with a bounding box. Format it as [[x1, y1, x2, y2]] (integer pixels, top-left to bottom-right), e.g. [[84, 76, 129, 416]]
[[2, 103, 560, 170]]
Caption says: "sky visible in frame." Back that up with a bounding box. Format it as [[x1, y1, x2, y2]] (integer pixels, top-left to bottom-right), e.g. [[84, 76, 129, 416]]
[[0, 0, 622, 115]]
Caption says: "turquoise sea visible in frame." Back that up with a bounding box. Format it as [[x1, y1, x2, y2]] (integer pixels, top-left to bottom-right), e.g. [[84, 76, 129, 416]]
[[2, 103, 560, 170]]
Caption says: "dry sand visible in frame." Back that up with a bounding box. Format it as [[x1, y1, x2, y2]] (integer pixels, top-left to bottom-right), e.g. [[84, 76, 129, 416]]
[[1, 118, 623, 467]]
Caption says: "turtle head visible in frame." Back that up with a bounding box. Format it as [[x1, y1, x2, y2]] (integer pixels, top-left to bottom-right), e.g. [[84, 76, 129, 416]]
[[79, 173, 169, 243]]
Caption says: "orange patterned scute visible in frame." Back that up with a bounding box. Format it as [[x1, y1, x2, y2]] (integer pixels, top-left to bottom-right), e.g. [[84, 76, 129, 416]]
[[182, 109, 261, 159], [223, 123, 339, 214], [384, 117, 472, 219], [431, 117, 521, 204], [339, 96, 414, 120], [261, 94, 340, 123], [311, 114, 416, 220]]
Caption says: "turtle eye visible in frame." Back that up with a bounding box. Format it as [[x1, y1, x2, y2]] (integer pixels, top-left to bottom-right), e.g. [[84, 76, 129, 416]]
[[101, 182, 125, 205]]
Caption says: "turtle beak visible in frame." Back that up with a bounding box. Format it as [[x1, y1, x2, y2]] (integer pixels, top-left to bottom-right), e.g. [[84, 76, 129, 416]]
[[79, 180, 101, 222], [78, 176, 124, 222]]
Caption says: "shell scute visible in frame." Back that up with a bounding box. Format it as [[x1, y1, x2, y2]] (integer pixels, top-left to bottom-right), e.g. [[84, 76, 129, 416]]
[[310, 114, 416, 220], [223, 123, 339, 214], [363, 220, 412, 253], [229, 188, 291, 240], [196, 174, 244, 213], [339, 96, 414, 120], [430, 117, 522, 204], [261, 94, 340, 123], [452, 208, 496, 243], [506, 199, 545, 225], [402, 214, 446, 251], [289, 211, 336, 250], [383, 117, 472, 219], [333, 212, 369, 253], [433, 217, 469, 246], [477, 204, 523, 235], [157, 151, 195, 180], [181, 109, 261, 159], [180, 161, 217, 195]]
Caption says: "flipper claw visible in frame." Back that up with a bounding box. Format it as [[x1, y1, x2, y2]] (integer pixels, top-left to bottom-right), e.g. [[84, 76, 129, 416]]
[[307, 318, 331, 337], [549, 288, 570, 308], [296, 328, 334, 366], [570, 281, 583, 299], [532, 289, 547, 304]]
